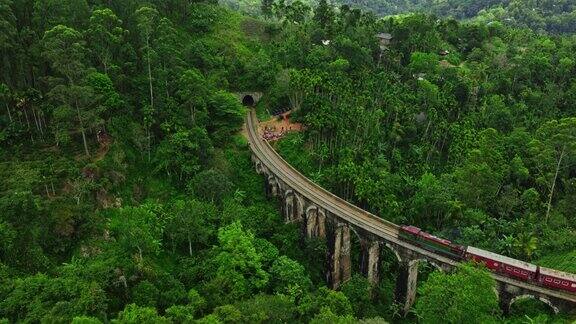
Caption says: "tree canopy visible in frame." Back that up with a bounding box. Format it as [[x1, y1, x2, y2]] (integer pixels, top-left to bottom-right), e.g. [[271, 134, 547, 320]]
[[0, 0, 574, 323]]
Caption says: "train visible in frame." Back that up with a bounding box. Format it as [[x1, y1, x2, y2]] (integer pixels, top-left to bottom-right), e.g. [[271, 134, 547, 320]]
[[399, 225, 576, 294]]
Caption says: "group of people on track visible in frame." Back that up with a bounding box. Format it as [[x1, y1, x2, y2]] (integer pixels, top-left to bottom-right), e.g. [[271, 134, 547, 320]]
[[262, 126, 286, 141]]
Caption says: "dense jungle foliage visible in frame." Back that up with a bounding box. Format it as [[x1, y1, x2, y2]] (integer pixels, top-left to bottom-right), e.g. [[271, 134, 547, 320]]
[[326, 0, 576, 34], [0, 0, 574, 323], [270, 2, 576, 273], [240, 0, 576, 34]]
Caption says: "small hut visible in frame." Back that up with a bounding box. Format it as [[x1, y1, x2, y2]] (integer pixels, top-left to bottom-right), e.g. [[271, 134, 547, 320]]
[[376, 33, 393, 50]]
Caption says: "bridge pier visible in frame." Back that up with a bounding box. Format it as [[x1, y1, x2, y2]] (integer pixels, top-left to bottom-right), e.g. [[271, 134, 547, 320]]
[[395, 259, 419, 313], [284, 191, 294, 223], [327, 222, 351, 289], [360, 239, 380, 286], [306, 208, 317, 238], [498, 289, 514, 316], [265, 175, 278, 197], [305, 206, 326, 239]]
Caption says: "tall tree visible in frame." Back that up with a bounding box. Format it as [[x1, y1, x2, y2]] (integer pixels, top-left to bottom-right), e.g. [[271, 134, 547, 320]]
[[165, 199, 217, 256], [203, 222, 269, 304], [530, 118, 576, 223], [284, 0, 310, 24], [261, 0, 274, 19], [206, 91, 245, 145], [155, 17, 185, 103], [154, 127, 213, 180], [0, 0, 17, 86], [86, 8, 125, 74], [176, 69, 210, 127], [109, 205, 164, 262], [269, 255, 312, 296], [135, 6, 159, 160], [43, 24, 92, 156], [32, 0, 90, 31], [0, 83, 12, 123], [313, 0, 334, 30]]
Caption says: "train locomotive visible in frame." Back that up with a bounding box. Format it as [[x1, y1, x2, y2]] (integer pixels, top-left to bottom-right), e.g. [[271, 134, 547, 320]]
[[399, 225, 576, 294]]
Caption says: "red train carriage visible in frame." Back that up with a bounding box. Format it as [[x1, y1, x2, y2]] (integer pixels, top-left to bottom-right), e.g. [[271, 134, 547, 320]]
[[400, 226, 576, 294], [538, 267, 576, 293], [465, 246, 538, 281]]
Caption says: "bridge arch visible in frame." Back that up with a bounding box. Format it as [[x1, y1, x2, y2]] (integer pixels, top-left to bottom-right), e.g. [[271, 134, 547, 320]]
[[278, 179, 292, 196], [305, 205, 318, 217], [408, 258, 446, 273], [348, 225, 363, 243], [384, 242, 403, 264], [509, 295, 559, 314]]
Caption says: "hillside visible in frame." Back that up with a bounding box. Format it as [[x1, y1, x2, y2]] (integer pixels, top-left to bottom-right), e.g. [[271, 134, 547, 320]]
[[351, 0, 576, 34], [226, 0, 576, 34], [1, 0, 575, 323]]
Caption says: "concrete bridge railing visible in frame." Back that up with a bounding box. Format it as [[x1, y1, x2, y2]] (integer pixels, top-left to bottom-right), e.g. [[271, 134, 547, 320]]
[[246, 109, 576, 315]]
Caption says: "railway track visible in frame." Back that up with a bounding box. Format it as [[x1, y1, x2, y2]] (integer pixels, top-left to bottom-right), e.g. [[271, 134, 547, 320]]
[[247, 110, 399, 239]]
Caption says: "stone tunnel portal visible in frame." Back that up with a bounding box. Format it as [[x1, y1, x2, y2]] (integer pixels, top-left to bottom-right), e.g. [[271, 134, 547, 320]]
[[242, 95, 255, 106]]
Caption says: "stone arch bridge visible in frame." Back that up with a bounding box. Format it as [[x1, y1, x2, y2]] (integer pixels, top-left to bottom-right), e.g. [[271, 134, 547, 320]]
[[246, 110, 576, 315]]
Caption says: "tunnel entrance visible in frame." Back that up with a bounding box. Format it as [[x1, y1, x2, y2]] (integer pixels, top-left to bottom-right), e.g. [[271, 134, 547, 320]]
[[242, 95, 255, 106]]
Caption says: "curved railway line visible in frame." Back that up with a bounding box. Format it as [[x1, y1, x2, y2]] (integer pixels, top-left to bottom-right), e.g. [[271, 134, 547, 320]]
[[247, 110, 399, 239], [245, 109, 576, 307]]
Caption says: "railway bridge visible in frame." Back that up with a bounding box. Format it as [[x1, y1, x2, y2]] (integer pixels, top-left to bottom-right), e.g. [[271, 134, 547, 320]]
[[246, 110, 576, 315]]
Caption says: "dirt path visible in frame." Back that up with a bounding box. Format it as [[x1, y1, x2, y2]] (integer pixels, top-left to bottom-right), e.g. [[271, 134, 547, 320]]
[[259, 111, 303, 140], [242, 110, 303, 141]]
